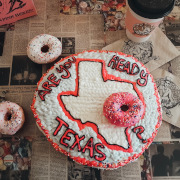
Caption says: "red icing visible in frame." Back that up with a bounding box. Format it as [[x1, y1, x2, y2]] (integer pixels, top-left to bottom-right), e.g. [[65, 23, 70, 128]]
[[60, 128, 76, 147], [103, 92, 145, 127], [94, 143, 106, 161], [70, 134, 85, 151], [31, 50, 162, 169], [56, 65, 71, 79], [57, 58, 134, 152], [132, 126, 147, 143], [53, 116, 68, 136], [137, 70, 148, 86], [53, 117, 107, 160], [82, 137, 94, 158], [47, 73, 61, 85]]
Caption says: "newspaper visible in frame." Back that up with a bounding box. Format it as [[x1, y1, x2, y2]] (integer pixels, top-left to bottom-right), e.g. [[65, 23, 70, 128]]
[[0, 0, 180, 180]]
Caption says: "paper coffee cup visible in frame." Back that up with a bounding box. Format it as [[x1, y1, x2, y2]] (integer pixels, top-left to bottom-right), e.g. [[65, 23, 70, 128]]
[[125, 0, 175, 42]]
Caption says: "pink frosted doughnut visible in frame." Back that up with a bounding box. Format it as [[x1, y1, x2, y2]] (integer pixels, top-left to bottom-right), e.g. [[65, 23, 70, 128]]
[[27, 34, 62, 64], [0, 101, 25, 135], [103, 92, 145, 127]]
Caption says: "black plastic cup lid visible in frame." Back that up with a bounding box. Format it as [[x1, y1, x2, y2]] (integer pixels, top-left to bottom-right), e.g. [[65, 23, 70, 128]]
[[128, 0, 175, 19]]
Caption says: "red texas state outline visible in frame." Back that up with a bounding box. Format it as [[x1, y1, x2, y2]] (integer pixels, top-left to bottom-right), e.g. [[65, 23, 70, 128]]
[[56, 57, 146, 153]]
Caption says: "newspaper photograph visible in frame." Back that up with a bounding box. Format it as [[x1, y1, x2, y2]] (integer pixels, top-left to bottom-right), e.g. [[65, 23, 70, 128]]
[[140, 122, 180, 180], [10, 56, 42, 86], [140, 149, 152, 180], [150, 142, 180, 179], [170, 125, 180, 140], [140, 134, 180, 180], [61, 37, 75, 54], [0, 68, 10, 86], [0, 32, 5, 56], [0, 31, 14, 66], [164, 21, 180, 50]]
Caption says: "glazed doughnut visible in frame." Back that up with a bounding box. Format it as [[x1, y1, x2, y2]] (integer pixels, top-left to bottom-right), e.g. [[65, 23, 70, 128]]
[[0, 101, 25, 135], [103, 92, 145, 127], [27, 34, 62, 64]]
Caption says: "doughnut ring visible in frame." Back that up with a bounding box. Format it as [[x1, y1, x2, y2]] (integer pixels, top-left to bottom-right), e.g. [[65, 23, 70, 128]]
[[103, 92, 145, 127], [0, 101, 25, 135], [27, 34, 62, 64]]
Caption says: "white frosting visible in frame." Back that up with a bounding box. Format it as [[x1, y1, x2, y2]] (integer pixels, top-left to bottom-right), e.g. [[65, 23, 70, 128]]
[[0, 101, 25, 135], [62, 62, 137, 147], [33, 51, 161, 167], [27, 34, 62, 64]]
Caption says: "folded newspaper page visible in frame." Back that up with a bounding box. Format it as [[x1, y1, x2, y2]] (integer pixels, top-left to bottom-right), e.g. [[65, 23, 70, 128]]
[[151, 68, 180, 128], [0, 0, 37, 26]]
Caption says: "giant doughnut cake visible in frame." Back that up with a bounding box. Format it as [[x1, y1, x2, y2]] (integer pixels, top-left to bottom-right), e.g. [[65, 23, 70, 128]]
[[31, 50, 162, 169]]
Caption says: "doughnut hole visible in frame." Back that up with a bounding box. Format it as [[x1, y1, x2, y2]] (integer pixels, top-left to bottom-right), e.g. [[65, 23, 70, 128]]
[[41, 45, 49, 53], [5, 112, 12, 121], [121, 105, 129, 112]]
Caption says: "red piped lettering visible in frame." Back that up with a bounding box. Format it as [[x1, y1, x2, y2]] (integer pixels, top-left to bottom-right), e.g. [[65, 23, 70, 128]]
[[38, 90, 51, 101], [115, 59, 125, 72], [130, 63, 140, 75], [123, 61, 130, 74], [132, 126, 147, 144], [137, 70, 148, 86], [94, 143, 106, 161], [70, 134, 85, 151], [54, 117, 107, 161], [64, 61, 72, 69], [60, 129, 76, 147], [64, 57, 76, 69], [82, 137, 94, 158], [53, 117, 69, 136], [47, 73, 61, 85], [42, 81, 56, 91], [56, 56, 76, 79], [71, 56, 76, 63], [68, 56, 76, 63], [108, 55, 119, 69], [56, 65, 71, 79]]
